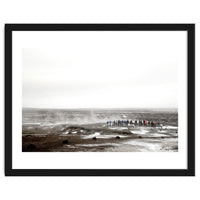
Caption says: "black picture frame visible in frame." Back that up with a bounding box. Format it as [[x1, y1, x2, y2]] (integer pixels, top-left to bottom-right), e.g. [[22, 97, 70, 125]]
[[5, 24, 195, 176]]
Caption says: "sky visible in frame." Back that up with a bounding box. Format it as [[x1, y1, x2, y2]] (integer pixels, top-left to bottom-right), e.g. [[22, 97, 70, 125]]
[[22, 31, 185, 109]]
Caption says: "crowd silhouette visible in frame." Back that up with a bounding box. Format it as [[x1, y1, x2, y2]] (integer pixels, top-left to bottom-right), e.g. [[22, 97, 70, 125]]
[[106, 120, 159, 127]]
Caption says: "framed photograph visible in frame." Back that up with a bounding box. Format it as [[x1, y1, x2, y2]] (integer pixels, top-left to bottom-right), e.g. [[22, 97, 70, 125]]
[[5, 24, 195, 176]]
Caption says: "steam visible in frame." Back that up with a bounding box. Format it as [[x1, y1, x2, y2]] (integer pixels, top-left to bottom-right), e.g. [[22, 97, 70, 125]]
[[22, 108, 178, 125]]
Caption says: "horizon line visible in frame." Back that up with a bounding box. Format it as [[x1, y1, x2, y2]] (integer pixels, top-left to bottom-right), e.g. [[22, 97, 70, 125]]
[[22, 106, 178, 110]]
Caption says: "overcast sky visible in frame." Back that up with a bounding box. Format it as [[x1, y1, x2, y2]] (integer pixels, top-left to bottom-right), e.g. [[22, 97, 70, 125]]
[[22, 31, 184, 109]]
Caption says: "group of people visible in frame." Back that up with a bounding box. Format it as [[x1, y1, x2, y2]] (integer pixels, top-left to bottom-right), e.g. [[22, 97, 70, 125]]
[[106, 120, 158, 127]]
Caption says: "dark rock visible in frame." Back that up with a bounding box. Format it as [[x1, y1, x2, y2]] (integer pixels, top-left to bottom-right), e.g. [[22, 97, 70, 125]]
[[172, 146, 178, 150], [123, 132, 130, 135], [139, 136, 142, 138], [63, 140, 69, 144], [92, 137, 97, 140], [116, 136, 120, 139], [27, 144, 36, 151], [161, 136, 165, 139]]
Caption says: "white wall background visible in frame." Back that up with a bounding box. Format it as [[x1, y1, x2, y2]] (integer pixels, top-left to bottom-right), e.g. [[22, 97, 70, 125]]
[[0, 1, 199, 200]]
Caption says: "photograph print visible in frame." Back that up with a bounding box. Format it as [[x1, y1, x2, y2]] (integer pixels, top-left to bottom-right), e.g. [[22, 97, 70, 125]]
[[21, 27, 182, 153]]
